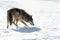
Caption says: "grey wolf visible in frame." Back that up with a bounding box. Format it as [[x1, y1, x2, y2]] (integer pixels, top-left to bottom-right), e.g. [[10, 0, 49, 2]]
[[7, 8, 34, 28]]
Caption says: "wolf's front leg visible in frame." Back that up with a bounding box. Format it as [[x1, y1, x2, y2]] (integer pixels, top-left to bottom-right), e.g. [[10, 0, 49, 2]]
[[13, 19, 18, 28], [21, 21, 28, 26], [13, 21, 18, 26]]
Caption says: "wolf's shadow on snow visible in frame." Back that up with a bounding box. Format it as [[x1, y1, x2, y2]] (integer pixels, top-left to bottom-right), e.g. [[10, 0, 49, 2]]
[[12, 26, 41, 33]]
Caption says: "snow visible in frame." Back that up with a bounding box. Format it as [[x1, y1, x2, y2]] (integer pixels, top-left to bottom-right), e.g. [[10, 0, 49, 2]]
[[0, 0, 60, 40]]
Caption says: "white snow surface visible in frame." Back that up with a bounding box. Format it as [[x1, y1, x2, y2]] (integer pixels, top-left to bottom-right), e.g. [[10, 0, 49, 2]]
[[0, 0, 60, 40]]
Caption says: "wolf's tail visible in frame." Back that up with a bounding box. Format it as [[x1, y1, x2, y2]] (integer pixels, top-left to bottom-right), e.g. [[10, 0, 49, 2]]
[[8, 11, 13, 25]]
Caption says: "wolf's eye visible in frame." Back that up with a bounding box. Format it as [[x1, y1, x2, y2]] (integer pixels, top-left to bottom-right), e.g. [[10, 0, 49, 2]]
[[29, 18, 32, 21]]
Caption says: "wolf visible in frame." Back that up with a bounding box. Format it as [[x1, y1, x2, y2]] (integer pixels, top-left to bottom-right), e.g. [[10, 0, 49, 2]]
[[7, 8, 34, 28]]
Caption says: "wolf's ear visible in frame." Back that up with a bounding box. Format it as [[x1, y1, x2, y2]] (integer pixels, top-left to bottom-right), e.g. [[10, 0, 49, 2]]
[[30, 15, 32, 17]]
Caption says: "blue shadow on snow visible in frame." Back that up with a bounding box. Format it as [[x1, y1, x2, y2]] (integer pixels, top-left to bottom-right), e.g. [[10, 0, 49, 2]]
[[12, 27, 41, 33]]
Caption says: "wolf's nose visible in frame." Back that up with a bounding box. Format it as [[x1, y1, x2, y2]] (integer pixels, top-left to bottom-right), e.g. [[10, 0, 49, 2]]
[[33, 24, 34, 26]]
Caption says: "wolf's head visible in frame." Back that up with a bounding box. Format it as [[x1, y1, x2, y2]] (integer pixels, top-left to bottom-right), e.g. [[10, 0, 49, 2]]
[[28, 15, 34, 26]]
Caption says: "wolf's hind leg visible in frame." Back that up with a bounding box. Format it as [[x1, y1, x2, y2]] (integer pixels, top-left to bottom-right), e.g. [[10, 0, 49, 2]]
[[7, 22, 9, 28], [7, 16, 9, 29]]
